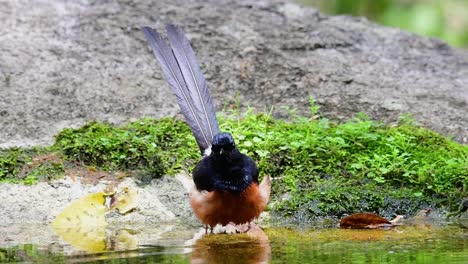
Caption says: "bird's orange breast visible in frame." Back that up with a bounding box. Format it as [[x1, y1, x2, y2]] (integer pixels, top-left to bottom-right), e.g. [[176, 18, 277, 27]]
[[189, 175, 271, 227]]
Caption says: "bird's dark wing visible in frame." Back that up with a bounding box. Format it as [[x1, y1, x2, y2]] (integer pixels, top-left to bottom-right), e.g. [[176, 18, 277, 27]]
[[142, 25, 219, 154], [243, 155, 259, 184], [192, 157, 215, 191]]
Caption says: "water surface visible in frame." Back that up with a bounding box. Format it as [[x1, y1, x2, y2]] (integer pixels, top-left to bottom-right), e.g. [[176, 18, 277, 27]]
[[1, 223, 466, 263]]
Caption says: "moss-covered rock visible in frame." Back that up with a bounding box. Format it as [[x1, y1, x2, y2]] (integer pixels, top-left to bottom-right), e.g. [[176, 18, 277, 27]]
[[1, 111, 466, 220]]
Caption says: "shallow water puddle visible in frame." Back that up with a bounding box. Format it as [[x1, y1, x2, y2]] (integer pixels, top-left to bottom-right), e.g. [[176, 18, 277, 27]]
[[0, 223, 466, 263]]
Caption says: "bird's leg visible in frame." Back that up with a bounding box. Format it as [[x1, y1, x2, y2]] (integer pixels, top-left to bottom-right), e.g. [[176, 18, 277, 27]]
[[210, 226, 214, 234], [204, 225, 209, 234]]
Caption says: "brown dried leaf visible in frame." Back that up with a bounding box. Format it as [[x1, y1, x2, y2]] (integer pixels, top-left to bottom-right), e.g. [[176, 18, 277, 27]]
[[339, 213, 392, 229]]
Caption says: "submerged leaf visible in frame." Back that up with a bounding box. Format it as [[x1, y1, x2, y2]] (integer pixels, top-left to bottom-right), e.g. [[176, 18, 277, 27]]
[[339, 213, 398, 229], [53, 226, 107, 252], [112, 229, 138, 251]]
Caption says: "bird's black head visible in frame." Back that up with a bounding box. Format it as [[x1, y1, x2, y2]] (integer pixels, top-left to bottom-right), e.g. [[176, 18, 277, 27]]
[[211, 132, 236, 157]]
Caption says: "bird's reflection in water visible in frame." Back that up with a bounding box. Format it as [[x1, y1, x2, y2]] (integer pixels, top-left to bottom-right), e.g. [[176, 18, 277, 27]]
[[190, 224, 271, 264]]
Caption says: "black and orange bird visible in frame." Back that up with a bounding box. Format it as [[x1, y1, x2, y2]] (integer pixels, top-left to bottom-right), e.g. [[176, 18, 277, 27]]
[[142, 24, 271, 232]]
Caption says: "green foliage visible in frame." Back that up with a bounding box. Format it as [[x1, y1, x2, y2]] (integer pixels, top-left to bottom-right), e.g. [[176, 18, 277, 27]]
[[24, 159, 65, 185], [0, 148, 65, 184], [301, 0, 468, 48], [219, 108, 467, 219], [54, 118, 199, 176], [0, 148, 28, 180]]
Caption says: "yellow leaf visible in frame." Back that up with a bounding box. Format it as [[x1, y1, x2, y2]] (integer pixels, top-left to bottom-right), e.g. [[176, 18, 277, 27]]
[[112, 187, 138, 214], [51, 192, 110, 252], [52, 192, 109, 228]]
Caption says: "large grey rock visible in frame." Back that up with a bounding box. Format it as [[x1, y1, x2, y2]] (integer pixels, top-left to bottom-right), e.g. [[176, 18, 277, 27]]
[[1, 0, 467, 147]]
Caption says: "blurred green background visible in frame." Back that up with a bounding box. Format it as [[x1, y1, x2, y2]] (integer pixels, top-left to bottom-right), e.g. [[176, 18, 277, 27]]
[[300, 0, 468, 48]]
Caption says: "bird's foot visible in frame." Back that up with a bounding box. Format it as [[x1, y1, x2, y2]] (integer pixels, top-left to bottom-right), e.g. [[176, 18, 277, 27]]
[[223, 223, 252, 234], [224, 223, 238, 234]]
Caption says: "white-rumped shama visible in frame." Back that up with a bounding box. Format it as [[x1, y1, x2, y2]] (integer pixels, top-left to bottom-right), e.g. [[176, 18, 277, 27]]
[[142, 24, 271, 232]]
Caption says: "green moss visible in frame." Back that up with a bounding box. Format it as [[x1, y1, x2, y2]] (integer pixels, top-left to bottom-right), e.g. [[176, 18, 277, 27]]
[[53, 118, 199, 176], [23, 158, 65, 185], [0, 148, 28, 180], [218, 109, 466, 219], [0, 148, 65, 184], [1, 109, 466, 219]]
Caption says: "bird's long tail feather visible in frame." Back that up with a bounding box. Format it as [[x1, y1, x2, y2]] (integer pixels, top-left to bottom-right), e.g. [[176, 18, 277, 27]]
[[142, 25, 219, 154]]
